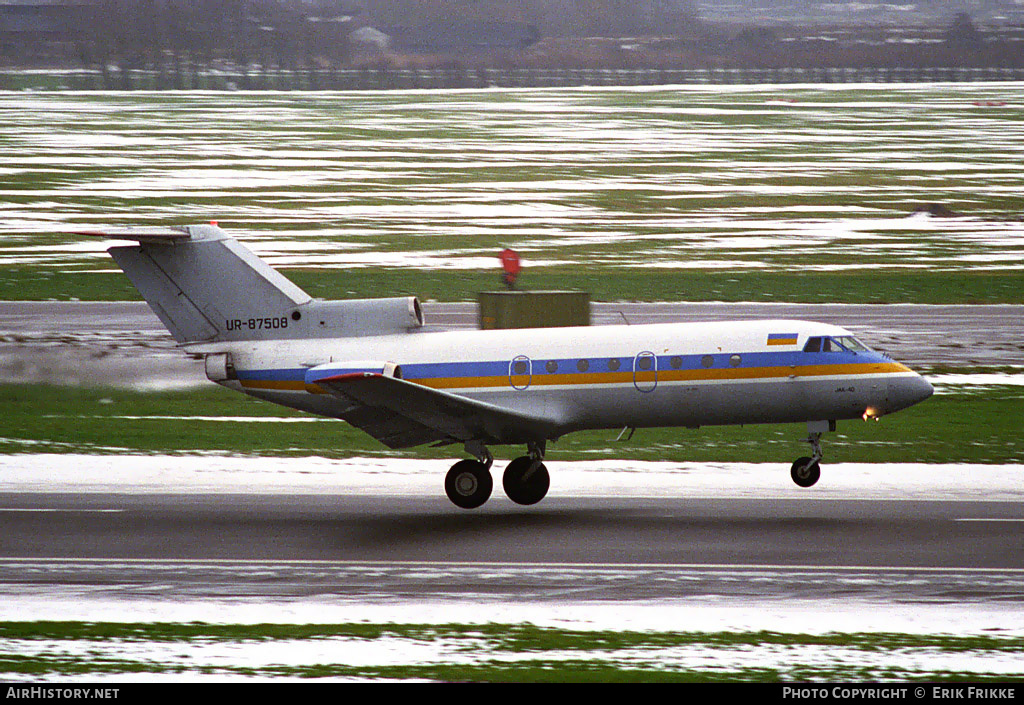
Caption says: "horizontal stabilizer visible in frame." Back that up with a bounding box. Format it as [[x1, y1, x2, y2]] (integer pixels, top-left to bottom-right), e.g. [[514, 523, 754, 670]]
[[72, 227, 192, 243]]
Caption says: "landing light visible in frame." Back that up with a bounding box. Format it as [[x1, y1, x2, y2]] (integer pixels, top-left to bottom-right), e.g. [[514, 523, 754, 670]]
[[863, 407, 881, 421]]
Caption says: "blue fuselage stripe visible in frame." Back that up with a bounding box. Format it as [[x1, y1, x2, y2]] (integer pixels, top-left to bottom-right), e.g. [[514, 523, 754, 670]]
[[235, 350, 896, 385]]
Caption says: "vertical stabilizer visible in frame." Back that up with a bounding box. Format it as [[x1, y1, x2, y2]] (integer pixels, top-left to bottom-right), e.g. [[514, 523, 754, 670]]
[[94, 224, 312, 343], [78, 224, 424, 343]]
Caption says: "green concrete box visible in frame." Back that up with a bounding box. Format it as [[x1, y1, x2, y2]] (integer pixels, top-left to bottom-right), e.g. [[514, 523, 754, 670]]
[[478, 291, 590, 329]]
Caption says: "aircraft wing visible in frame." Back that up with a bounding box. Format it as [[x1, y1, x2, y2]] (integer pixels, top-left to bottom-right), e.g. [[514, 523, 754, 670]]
[[310, 372, 562, 449]]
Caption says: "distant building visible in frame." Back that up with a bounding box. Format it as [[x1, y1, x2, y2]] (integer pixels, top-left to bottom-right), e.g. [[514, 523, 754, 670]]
[[349, 25, 389, 57]]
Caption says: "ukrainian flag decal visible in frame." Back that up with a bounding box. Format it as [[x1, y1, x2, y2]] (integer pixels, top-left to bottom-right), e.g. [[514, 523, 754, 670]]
[[767, 333, 799, 346]]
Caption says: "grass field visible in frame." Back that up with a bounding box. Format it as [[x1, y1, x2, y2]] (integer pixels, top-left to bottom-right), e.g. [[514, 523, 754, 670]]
[[5, 265, 1024, 304], [1, 382, 1020, 464], [3, 621, 1021, 681], [2, 85, 1023, 304]]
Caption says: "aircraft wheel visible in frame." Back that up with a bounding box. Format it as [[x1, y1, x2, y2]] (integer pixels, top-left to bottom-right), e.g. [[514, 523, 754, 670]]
[[445, 459, 493, 509], [790, 457, 821, 488], [503, 456, 550, 505]]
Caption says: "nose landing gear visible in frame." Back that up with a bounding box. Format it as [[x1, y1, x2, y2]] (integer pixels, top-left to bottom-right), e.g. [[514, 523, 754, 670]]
[[790, 455, 821, 488], [790, 422, 831, 488]]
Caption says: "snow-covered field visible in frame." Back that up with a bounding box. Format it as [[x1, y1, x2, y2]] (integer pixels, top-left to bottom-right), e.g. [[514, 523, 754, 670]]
[[1, 453, 1023, 501], [2, 84, 1023, 277]]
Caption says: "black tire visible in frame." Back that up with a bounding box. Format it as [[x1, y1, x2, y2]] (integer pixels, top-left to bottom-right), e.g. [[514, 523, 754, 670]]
[[445, 459, 493, 509], [502, 456, 550, 505], [790, 456, 821, 488]]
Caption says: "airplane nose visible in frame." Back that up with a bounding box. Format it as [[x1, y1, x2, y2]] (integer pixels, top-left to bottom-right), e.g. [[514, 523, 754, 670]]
[[912, 374, 934, 405], [896, 374, 934, 410]]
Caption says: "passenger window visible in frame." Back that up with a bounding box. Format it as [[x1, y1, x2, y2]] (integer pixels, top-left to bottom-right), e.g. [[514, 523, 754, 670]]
[[608, 358, 621, 371], [670, 356, 682, 369], [701, 355, 714, 368], [513, 360, 528, 375], [729, 354, 741, 367], [638, 357, 653, 371], [577, 359, 589, 372], [546, 360, 558, 373]]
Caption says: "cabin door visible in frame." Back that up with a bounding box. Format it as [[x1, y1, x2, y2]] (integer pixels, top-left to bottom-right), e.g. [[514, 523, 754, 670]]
[[509, 355, 532, 390], [633, 351, 658, 392]]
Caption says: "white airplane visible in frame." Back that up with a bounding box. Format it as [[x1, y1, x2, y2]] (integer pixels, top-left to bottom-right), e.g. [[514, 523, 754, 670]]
[[77, 224, 934, 509]]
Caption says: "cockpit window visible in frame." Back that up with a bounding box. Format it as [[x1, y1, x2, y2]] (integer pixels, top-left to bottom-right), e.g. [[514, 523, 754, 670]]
[[804, 335, 871, 353], [835, 336, 870, 352]]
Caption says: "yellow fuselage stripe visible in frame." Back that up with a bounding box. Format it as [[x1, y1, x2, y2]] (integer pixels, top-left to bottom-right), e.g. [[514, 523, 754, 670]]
[[239, 362, 911, 394]]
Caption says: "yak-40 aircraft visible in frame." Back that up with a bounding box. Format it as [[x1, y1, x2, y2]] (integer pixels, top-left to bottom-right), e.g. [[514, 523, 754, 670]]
[[78, 224, 934, 509]]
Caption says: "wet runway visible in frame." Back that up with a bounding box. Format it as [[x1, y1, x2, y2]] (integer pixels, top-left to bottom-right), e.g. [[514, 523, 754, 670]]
[[3, 491, 1023, 566], [1, 491, 1022, 605], [1, 301, 1022, 389]]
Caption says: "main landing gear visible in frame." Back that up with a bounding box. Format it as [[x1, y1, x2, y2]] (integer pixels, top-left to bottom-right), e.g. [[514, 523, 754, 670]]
[[444, 458, 494, 509], [444, 441, 549, 509], [790, 421, 832, 488]]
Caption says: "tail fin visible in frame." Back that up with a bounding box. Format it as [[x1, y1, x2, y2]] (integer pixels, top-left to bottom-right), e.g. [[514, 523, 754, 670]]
[[78, 224, 423, 343]]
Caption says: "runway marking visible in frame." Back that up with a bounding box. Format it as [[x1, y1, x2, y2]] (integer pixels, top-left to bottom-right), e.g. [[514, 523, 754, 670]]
[[955, 518, 1024, 523], [0, 508, 124, 513], [0, 557, 1022, 574]]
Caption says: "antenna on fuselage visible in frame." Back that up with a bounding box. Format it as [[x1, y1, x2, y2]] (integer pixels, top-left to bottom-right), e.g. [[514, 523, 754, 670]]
[[614, 426, 636, 442]]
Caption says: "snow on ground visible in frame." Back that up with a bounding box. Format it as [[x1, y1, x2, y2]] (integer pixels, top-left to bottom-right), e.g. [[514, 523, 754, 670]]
[[2, 590, 1022, 637], [1, 454, 1021, 501], [929, 373, 1024, 393], [4, 629, 1022, 682]]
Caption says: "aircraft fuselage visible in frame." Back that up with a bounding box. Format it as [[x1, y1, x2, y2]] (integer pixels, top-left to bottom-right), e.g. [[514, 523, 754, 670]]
[[207, 318, 932, 438]]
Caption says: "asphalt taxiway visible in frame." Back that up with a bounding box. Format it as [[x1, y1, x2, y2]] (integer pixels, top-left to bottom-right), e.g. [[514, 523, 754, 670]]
[[1, 301, 1022, 389]]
